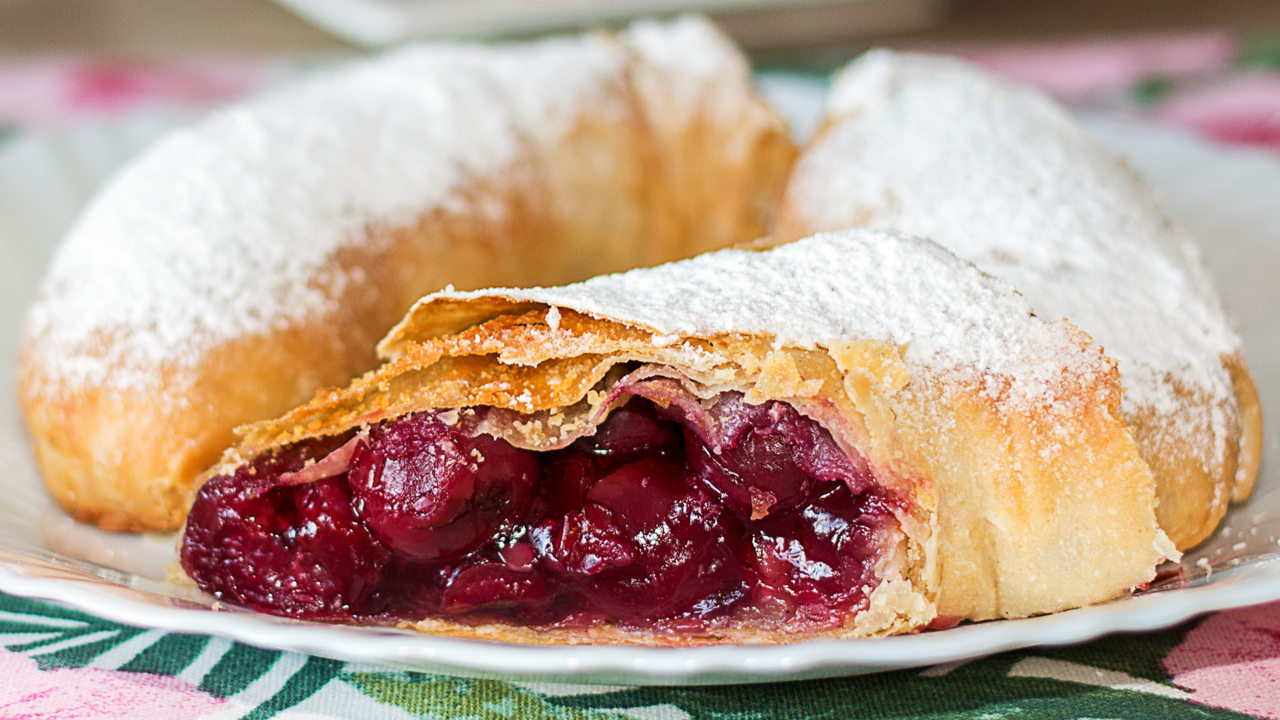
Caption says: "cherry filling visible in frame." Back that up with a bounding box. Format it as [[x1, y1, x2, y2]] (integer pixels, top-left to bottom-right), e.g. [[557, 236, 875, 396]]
[[182, 383, 905, 632]]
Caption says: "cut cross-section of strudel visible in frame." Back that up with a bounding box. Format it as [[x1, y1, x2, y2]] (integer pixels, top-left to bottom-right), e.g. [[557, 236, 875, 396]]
[[180, 229, 1177, 643], [776, 50, 1262, 550]]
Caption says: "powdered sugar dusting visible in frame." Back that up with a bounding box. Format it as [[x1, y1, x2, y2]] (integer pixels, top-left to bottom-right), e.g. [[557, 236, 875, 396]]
[[626, 15, 754, 126], [784, 51, 1240, 418], [417, 229, 1100, 404], [24, 32, 646, 389]]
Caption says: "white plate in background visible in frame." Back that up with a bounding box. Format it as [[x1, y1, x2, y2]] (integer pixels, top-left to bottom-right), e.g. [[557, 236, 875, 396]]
[[268, 0, 952, 48], [0, 80, 1278, 685]]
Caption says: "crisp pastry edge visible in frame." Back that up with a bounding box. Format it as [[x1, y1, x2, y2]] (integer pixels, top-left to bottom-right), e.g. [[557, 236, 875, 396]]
[[186, 303, 1175, 640]]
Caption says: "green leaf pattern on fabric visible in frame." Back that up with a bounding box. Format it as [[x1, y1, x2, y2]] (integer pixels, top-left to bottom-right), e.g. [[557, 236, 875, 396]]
[[345, 672, 625, 719], [197, 643, 286, 697], [0, 594, 148, 671], [545, 649, 1254, 720], [0, 592, 1268, 719]]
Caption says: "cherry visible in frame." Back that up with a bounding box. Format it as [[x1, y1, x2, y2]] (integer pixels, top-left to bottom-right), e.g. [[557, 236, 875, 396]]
[[347, 414, 539, 562], [535, 457, 740, 621], [541, 400, 683, 517], [440, 561, 553, 622], [182, 383, 898, 632], [740, 484, 891, 630], [357, 560, 449, 618], [539, 455, 605, 519], [532, 502, 637, 575], [571, 400, 683, 462], [181, 443, 391, 619], [682, 396, 807, 517]]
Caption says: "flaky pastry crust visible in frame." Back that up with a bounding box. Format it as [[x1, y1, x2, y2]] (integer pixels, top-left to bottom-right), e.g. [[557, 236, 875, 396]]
[[775, 50, 1261, 550], [197, 231, 1176, 640], [19, 19, 796, 531]]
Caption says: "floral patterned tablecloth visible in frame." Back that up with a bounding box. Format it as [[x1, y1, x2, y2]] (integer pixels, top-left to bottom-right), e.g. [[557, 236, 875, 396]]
[[3, 31, 1280, 720], [3, 591, 1278, 719]]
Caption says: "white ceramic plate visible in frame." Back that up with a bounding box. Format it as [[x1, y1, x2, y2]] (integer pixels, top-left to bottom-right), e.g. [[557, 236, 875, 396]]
[[267, 0, 950, 47], [1, 86, 1279, 685]]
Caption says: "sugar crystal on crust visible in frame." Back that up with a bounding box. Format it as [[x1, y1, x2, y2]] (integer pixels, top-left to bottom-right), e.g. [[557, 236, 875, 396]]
[[401, 229, 1108, 417]]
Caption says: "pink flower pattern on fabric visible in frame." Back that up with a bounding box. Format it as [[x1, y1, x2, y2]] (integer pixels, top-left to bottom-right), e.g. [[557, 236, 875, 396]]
[[1164, 600, 1280, 719], [0, 58, 282, 129], [922, 33, 1235, 105], [1154, 75, 1280, 149], [0, 646, 226, 719], [927, 32, 1280, 154]]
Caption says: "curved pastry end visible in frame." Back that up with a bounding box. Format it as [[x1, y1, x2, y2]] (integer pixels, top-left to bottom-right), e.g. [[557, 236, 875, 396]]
[[1225, 352, 1264, 503]]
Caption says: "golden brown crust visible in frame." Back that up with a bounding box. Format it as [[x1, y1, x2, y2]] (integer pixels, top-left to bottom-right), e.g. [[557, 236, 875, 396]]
[[1122, 373, 1235, 550], [1227, 353, 1264, 503], [1138, 352, 1262, 549], [202, 302, 1170, 639], [785, 189, 1260, 555], [21, 31, 797, 532], [776, 133, 1258, 555], [887, 349, 1165, 619], [769, 50, 1261, 553]]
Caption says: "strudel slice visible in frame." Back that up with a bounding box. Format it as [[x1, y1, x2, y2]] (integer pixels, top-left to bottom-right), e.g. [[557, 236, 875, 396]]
[[777, 50, 1262, 550], [180, 230, 1176, 642]]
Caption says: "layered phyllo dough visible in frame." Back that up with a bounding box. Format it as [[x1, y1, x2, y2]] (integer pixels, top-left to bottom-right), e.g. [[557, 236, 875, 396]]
[[181, 230, 1177, 642]]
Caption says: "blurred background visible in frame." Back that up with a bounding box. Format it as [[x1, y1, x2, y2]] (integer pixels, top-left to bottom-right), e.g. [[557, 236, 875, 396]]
[[3, 0, 1280, 151], [3, 0, 1279, 54]]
